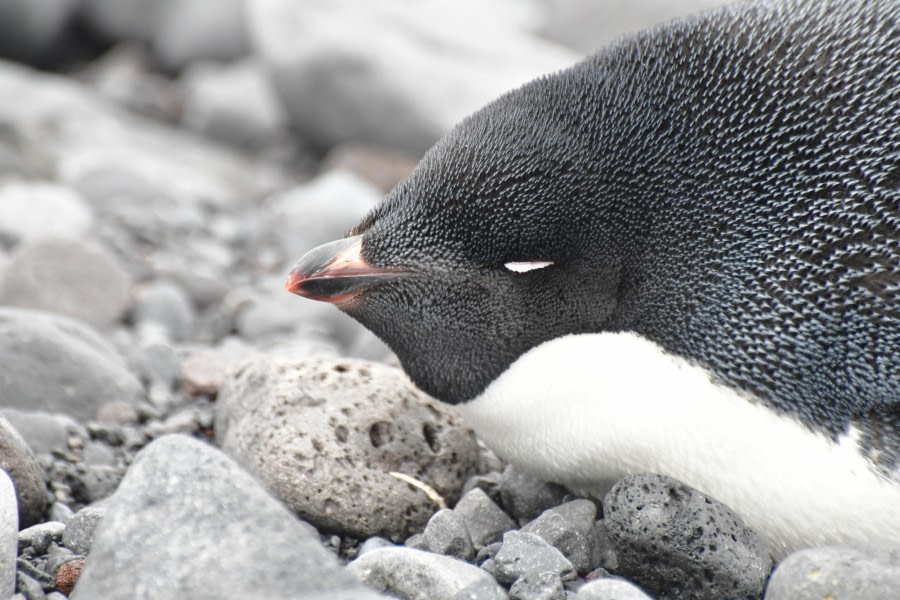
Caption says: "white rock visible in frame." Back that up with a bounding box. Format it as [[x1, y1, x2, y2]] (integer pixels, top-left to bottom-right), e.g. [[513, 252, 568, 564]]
[[575, 577, 654, 600], [0, 180, 93, 246], [0, 470, 16, 600], [247, 0, 582, 153]]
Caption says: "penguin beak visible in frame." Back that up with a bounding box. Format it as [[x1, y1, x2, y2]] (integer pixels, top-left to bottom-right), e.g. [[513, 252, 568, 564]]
[[285, 235, 409, 304]]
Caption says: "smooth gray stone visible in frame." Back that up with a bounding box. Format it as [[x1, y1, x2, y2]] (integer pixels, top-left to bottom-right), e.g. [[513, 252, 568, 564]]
[[18, 523, 65, 555], [575, 578, 654, 600], [1, 410, 84, 456], [216, 357, 478, 540], [604, 474, 771, 600], [765, 545, 900, 600], [15, 572, 45, 600], [509, 571, 566, 600], [453, 578, 509, 600], [347, 547, 505, 600], [521, 500, 598, 574], [424, 509, 475, 561], [454, 488, 517, 551], [482, 531, 576, 586], [62, 506, 107, 555], [48, 503, 74, 526], [0, 308, 143, 422], [358, 537, 394, 556], [69, 435, 384, 600], [500, 466, 568, 523], [0, 416, 47, 528], [131, 280, 195, 342], [0, 471, 17, 600]]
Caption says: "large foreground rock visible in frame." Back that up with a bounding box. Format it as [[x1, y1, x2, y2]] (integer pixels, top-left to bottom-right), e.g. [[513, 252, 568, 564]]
[[70, 434, 384, 600], [0, 308, 143, 421], [0, 416, 47, 527], [765, 545, 900, 600], [215, 356, 479, 540]]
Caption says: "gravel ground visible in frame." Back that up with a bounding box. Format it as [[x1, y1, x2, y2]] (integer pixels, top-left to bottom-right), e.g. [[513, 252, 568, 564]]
[[0, 1, 897, 600]]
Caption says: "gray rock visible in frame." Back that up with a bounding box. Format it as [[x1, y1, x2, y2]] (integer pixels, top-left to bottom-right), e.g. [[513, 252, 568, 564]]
[[521, 500, 598, 575], [131, 280, 196, 341], [322, 143, 418, 194], [180, 58, 288, 149], [404, 533, 428, 551], [509, 571, 566, 600], [0, 180, 93, 246], [453, 578, 509, 600], [359, 537, 395, 556], [764, 545, 900, 600], [501, 465, 569, 522], [247, 0, 580, 154], [15, 572, 45, 600], [0, 0, 79, 67], [347, 547, 505, 600], [151, 0, 249, 70], [454, 488, 517, 551], [48, 503, 74, 526], [62, 506, 107, 555], [575, 578, 654, 600], [462, 472, 504, 505], [0, 470, 16, 600], [0, 239, 130, 330], [0, 416, 47, 528], [482, 531, 576, 586], [216, 356, 478, 540], [1, 410, 84, 455], [18, 522, 65, 555], [425, 509, 475, 561], [591, 521, 619, 573], [69, 435, 384, 600], [604, 474, 771, 600], [0, 308, 143, 421]]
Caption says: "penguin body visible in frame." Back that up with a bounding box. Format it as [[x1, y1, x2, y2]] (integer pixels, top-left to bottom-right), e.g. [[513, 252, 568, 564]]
[[288, 0, 900, 557]]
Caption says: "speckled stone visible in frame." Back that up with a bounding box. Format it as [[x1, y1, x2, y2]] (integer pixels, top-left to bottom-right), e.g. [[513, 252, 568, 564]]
[[765, 545, 900, 600], [215, 356, 479, 540]]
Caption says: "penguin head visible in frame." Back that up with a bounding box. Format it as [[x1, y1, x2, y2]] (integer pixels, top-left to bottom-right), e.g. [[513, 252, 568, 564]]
[[287, 80, 622, 404]]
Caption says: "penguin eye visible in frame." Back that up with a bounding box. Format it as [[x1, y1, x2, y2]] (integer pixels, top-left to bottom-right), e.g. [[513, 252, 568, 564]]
[[503, 261, 554, 273]]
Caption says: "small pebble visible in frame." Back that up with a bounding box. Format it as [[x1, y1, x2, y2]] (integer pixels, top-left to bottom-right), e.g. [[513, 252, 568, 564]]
[[424, 509, 475, 561], [482, 531, 576, 586], [54, 558, 84, 597], [509, 571, 566, 600], [17, 523, 65, 555], [521, 500, 598, 575], [62, 506, 107, 555], [575, 577, 654, 600], [454, 488, 517, 551], [500, 466, 568, 523]]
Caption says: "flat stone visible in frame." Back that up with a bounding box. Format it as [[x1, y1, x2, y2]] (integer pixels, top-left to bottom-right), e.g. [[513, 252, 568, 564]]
[[215, 357, 478, 540], [0, 416, 47, 528], [764, 545, 900, 600], [604, 474, 771, 600], [521, 500, 598, 575], [575, 577, 655, 600], [69, 435, 384, 600], [500, 465, 568, 522], [0, 308, 143, 421], [454, 488, 517, 551], [482, 531, 576, 586], [0, 180, 93, 246], [0, 470, 17, 600], [424, 509, 475, 561], [0, 239, 130, 330], [347, 547, 505, 600]]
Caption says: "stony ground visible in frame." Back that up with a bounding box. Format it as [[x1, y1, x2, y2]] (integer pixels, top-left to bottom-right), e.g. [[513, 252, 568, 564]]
[[0, 1, 898, 600]]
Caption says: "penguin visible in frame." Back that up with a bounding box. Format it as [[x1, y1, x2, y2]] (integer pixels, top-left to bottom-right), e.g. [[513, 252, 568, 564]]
[[286, 0, 900, 559]]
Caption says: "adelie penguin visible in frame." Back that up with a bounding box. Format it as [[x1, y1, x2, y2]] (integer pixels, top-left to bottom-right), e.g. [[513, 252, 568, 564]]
[[287, 0, 900, 558]]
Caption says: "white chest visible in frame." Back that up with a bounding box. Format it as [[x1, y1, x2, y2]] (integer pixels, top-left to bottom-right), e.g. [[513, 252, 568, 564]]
[[453, 332, 900, 558]]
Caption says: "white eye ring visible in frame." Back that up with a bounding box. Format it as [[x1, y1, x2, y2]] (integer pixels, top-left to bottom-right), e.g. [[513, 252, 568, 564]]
[[503, 261, 554, 273]]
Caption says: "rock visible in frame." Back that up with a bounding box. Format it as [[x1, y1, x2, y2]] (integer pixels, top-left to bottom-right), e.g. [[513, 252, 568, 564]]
[[575, 577, 654, 600], [151, 0, 249, 70], [0, 410, 84, 455], [17, 522, 65, 555], [764, 545, 900, 600], [0, 181, 93, 247], [215, 357, 478, 540], [62, 506, 107, 555], [0, 239, 130, 330], [0, 470, 16, 600], [424, 509, 475, 561], [454, 488, 517, 551], [48, 503, 74, 526], [0, 416, 47, 528], [358, 537, 394, 556], [500, 465, 568, 522], [15, 572, 45, 599], [520, 500, 599, 575], [69, 435, 384, 600], [591, 521, 619, 573], [180, 58, 289, 150], [347, 547, 505, 600], [452, 578, 509, 600], [482, 531, 576, 586], [322, 143, 418, 193], [247, 0, 581, 154], [509, 571, 565, 600], [0, 308, 143, 421], [94, 402, 140, 427], [604, 474, 771, 600], [271, 170, 381, 262], [131, 280, 196, 341], [55, 559, 84, 597], [0, 0, 81, 67]]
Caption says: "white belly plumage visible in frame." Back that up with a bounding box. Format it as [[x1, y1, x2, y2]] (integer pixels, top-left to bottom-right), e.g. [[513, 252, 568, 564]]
[[453, 332, 900, 559]]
